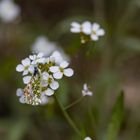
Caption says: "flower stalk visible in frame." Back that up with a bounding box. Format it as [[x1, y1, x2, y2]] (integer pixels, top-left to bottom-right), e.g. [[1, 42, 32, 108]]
[[54, 94, 83, 138], [64, 96, 84, 110]]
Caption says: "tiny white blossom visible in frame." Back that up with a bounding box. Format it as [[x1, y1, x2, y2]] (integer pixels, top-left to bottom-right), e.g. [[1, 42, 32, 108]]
[[50, 61, 74, 79], [90, 23, 105, 41], [16, 58, 34, 75], [50, 51, 64, 65], [29, 52, 46, 65], [41, 72, 59, 96], [0, 0, 20, 23], [70, 21, 92, 35], [47, 51, 69, 65], [82, 83, 93, 96], [84, 137, 92, 140]]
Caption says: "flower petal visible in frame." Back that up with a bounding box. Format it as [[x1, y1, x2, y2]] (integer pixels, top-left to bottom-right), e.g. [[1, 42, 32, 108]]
[[37, 52, 44, 58], [51, 51, 63, 65], [19, 96, 25, 104], [41, 80, 48, 87], [16, 88, 23, 96], [37, 58, 46, 64], [22, 58, 30, 66], [83, 83, 88, 91], [70, 22, 81, 33], [49, 66, 59, 73], [29, 55, 35, 60], [40, 94, 48, 105], [82, 21, 92, 35], [50, 81, 59, 90], [28, 65, 34, 73], [42, 72, 49, 80], [22, 70, 28, 76], [53, 71, 63, 79], [16, 64, 24, 72], [23, 76, 31, 84], [92, 23, 100, 31], [64, 68, 74, 77], [97, 29, 105, 36], [60, 61, 69, 68], [44, 88, 54, 96], [91, 34, 99, 41]]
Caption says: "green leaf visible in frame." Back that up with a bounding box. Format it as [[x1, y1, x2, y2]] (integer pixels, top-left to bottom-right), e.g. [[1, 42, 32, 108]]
[[104, 91, 124, 140]]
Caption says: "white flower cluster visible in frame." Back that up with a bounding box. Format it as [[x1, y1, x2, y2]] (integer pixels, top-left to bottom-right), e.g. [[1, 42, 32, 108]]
[[16, 52, 74, 105], [0, 0, 20, 23], [70, 21, 105, 43], [82, 83, 93, 96]]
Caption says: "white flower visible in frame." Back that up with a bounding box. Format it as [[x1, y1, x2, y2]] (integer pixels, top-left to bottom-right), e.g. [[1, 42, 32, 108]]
[[29, 52, 46, 65], [90, 23, 105, 41], [0, 0, 20, 23], [70, 21, 92, 35], [16, 58, 34, 75], [31, 36, 57, 57], [47, 50, 69, 65], [50, 61, 74, 79], [32, 36, 70, 62], [82, 83, 93, 96], [41, 72, 59, 96], [84, 137, 92, 140]]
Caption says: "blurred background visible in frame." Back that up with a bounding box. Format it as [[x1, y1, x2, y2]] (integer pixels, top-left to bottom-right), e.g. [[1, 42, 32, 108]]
[[0, 0, 140, 139]]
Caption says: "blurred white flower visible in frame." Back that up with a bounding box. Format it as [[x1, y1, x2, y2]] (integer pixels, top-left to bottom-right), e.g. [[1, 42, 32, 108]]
[[84, 137, 92, 140], [71, 21, 105, 42], [31, 36, 70, 62], [29, 52, 46, 65], [16, 58, 34, 76], [90, 23, 105, 41], [82, 83, 93, 96], [32, 36, 57, 56], [70, 21, 92, 35], [0, 0, 20, 23], [50, 61, 74, 79]]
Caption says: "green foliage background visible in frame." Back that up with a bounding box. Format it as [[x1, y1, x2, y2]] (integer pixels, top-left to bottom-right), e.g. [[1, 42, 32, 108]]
[[0, 0, 140, 140]]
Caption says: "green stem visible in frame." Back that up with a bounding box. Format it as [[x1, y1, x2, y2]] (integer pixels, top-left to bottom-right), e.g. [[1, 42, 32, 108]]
[[55, 95, 83, 138], [64, 96, 84, 110]]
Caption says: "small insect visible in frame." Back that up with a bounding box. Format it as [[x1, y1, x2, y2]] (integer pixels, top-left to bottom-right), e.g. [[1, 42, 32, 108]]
[[23, 71, 41, 105], [33, 66, 39, 76]]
